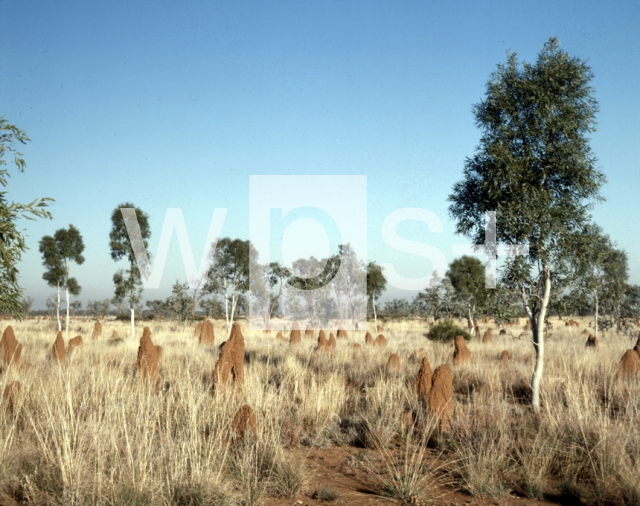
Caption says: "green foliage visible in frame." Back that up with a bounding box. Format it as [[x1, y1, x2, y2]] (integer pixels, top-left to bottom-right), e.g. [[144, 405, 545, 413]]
[[205, 237, 257, 328], [448, 38, 605, 311], [199, 298, 225, 318], [413, 272, 460, 320], [448, 37, 607, 411], [571, 223, 628, 325], [367, 261, 387, 314], [39, 224, 85, 295], [109, 203, 150, 309], [164, 280, 194, 322], [86, 299, 111, 318], [0, 117, 54, 317], [313, 487, 340, 502], [425, 320, 471, 342], [447, 256, 487, 313]]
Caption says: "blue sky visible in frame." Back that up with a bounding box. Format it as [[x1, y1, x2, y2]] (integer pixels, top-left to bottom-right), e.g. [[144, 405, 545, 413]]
[[1, 0, 639, 309]]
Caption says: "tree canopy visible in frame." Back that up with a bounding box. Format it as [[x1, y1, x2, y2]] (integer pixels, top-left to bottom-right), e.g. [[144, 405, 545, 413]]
[[0, 117, 53, 316], [448, 38, 606, 411]]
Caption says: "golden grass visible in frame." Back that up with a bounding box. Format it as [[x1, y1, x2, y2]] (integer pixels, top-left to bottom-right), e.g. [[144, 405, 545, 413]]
[[0, 316, 639, 504]]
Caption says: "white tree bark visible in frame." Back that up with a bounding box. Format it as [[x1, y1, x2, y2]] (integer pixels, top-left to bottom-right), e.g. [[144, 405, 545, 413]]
[[130, 307, 135, 339], [56, 282, 62, 332], [594, 288, 599, 339], [531, 269, 551, 413], [65, 286, 70, 338], [372, 292, 378, 333]]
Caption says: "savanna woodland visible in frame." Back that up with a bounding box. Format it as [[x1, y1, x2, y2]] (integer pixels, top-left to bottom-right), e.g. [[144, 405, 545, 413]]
[[2, 39, 640, 506]]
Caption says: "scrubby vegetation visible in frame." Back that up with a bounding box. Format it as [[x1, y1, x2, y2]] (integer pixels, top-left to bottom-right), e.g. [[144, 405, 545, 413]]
[[1, 317, 639, 505]]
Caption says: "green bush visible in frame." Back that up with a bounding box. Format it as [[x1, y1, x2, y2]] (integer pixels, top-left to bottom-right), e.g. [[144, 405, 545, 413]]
[[425, 321, 472, 342]]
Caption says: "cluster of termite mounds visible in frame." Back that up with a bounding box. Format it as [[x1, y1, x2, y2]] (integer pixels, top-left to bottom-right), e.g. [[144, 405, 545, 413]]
[[414, 355, 453, 431], [364, 331, 387, 347]]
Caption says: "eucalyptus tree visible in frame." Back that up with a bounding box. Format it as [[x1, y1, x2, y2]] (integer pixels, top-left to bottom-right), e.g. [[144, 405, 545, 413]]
[[366, 261, 386, 331], [39, 225, 85, 334], [446, 256, 487, 334], [0, 117, 53, 317], [448, 38, 605, 412], [572, 224, 628, 337], [204, 237, 255, 335], [109, 203, 150, 338], [267, 261, 291, 322]]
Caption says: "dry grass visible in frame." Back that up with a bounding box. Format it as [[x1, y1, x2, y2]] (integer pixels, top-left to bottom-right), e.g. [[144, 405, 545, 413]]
[[0, 317, 639, 504]]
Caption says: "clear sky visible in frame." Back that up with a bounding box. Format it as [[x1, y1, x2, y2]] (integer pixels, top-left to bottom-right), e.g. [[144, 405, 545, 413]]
[[1, 0, 639, 309]]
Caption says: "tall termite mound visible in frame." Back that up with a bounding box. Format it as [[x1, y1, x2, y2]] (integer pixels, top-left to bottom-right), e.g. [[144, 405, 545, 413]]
[[317, 330, 330, 352], [336, 328, 348, 339], [213, 322, 245, 388], [427, 364, 454, 430], [51, 331, 66, 365], [453, 335, 471, 365], [67, 335, 83, 356], [616, 349, 640, 379], [91, 320, 102, 340], [415, 356, 433, 402], [328, 333, 337, 350], [137, 327, 161, 383], [196, 319, 215, 345], [289, 327, 301, 346], [386, 353, 400, 374], [0, 326, 22, 369], [482, 329, 493, 343], [365, 332, 374, 345]]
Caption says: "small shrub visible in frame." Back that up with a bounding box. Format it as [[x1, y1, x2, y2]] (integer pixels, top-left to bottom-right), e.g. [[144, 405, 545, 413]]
[[270, 458, 307, 498], [425, 321, 472, 342], [313, 487, 340, 501]]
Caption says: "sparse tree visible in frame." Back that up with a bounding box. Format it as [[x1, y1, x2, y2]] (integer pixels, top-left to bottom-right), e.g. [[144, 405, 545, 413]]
[[39, 225, 85, 334], [165, 280, 193, 322], [20, 295, 34, 316], [0, 117, 53, 317], [204, 237, 255, 334], [109, 203, 150, 338], [199, 297, 225, 319], [70, 300, 82, 317], [366, 261, 387, 331], [267, 262, 290, 322], [86, 299, 111, 319], [446, 255, 487, 334], [572, 225, 628, 338], [449, 38, 605, 411]]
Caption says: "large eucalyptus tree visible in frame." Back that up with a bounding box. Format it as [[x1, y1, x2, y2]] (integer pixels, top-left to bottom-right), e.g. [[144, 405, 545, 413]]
[[449, 38, 606, 411]]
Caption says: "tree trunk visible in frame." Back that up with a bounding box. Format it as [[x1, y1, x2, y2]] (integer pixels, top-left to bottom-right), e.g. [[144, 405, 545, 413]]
[[223, 278, 230, 335], [372, 292, 378, 333], [467, 305, 475, 335], [65, 286, 70, 338], [531, 269, 551, 413], [56, 282, 61, 332], [130, 307, 135, 339], [594, 288, 599, 339]]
